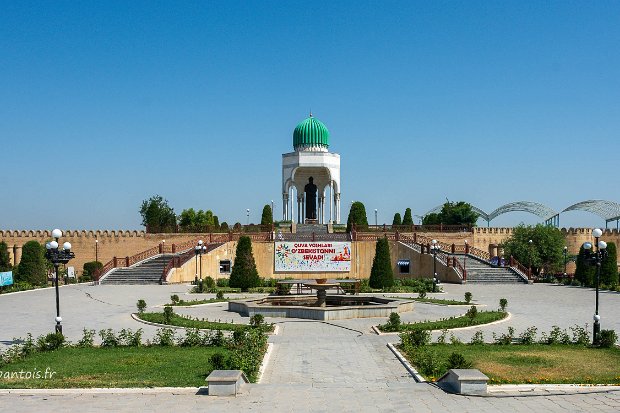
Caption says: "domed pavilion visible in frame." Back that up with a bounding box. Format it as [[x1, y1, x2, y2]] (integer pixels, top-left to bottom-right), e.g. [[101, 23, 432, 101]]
[[282, 114, 341, 224]]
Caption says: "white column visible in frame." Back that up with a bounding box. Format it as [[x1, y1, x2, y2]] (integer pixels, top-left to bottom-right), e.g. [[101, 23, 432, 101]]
[[329, 181, 333, 224], [335, 193, 341, 224]]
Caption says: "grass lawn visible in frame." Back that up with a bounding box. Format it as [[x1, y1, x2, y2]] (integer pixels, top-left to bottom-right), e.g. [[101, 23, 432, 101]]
[[170, 298, 229, 306], [382, 311, 507, 332], [401, 344, 620, 384], [140, 312, 246, 332], [0, 346, 230, 388], [389, 296, 471, 305]]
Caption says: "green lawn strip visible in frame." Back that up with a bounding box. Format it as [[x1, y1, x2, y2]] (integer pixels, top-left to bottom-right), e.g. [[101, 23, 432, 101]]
[[384, 311, 507, 332], [140, 312, 246, 332], [170, 298, 229, 306], [399, 343, 620, 384], [0, 346, 229, 388], [389, 297, 470, 305]]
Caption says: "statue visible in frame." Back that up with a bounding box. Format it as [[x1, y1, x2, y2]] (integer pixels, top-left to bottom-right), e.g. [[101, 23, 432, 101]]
[[304, 177, 318, 220]]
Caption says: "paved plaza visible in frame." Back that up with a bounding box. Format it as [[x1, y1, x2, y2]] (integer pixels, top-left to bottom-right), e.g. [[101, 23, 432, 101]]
[[0, 283, 619, 412]]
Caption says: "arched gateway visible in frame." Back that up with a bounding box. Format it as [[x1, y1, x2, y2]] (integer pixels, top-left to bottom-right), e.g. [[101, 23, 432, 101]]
[[282, 114, 341, 224]]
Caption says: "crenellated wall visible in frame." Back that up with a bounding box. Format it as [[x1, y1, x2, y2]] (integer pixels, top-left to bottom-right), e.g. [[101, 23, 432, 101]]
[[0, 230, 202, 274]]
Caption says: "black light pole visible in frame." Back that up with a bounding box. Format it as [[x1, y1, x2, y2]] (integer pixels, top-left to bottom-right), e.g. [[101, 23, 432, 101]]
[[374, 209, 378, 227], [583, 228, 608, 345], [95, 238, 99, 263], [563, 246, 568, 280], [194, 241, 201, 285], [431, 239, 439, 293], [45, 229, 75, 334]]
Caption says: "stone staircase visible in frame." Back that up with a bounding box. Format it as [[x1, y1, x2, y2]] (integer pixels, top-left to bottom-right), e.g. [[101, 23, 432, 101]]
[[453, 255, 528, 284], [296, 224, 328, 234], [100, 254, 174, 285]]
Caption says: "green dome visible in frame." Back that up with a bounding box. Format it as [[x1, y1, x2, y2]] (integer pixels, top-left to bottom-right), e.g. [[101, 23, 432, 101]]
[[293, 115, 330, 150]]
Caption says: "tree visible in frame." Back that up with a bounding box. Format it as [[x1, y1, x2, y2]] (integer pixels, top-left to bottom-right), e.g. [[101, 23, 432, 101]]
[[574, 244, 596, 287], [392, 213, 402, 226], [402, 208, 414, 225], [229, 236, 260, 291], [261, 204, 273, 226], [16, 241, 47, 285], [369, 237, 394, 288], [346, 201, 368, 232], [213, 215, 220, 230], [220, 222, 229, 232], [502, 224, 565, 276], [82, 261, 103, 282], [600, 242, 618, 288], [0, 241, 11, 272], [178, 208, 196, 230], [233, 222, 242, 232], [140, 195, 177, 232], [422, 201, 478, 226]]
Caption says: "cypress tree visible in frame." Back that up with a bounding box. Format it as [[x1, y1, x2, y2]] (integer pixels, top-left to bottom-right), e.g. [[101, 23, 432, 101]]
[[346, 201, 368, 232], [392, 213, 402, 226], [16, 241, 47, 286], [369, 237, 394, 289], [402, 208, 414, 225], [601, 242, 618, 288], [261, 204, 273, 225], [0, 241, 11, 272], [574, 245, 596, 287], [229, 236, 260, 291]]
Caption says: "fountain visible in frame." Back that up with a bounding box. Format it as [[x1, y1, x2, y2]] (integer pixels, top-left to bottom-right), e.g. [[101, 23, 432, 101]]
[[228, 279, 414, 321]]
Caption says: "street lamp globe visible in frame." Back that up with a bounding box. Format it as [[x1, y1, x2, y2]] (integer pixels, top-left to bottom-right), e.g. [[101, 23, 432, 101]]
[[598, 241, 607, 250], [198, 239, 204, 246], [55, 316, 62, 323], [592, 228, 603, 238], [594, 314, 601, 322], [52, 229, 62, 239], [50, 241, 59, 249], [431, 239, 437, 245], [583, 242, 592, 250], [63, 242, 71, 251], [46, 242, 52, 250]]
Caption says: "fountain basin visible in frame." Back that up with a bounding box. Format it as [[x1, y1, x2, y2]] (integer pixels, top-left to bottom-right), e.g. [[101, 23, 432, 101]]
[[228, 296, 414, 321]]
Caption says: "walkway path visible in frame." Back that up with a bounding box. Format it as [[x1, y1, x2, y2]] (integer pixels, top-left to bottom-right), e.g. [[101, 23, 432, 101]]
[[1, 283, 620, 412]]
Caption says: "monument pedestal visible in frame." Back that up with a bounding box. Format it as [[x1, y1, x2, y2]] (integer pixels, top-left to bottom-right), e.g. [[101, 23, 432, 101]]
[[305, 219, 318, 224]]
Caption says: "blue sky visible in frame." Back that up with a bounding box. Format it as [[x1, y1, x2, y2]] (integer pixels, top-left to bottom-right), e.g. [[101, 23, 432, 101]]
[[1, 1, 619, 229]]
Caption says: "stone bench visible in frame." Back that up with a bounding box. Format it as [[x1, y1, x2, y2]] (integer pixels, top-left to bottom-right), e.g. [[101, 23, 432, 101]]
[[436, 369, 489, 395], [206, 370, 249, 396]]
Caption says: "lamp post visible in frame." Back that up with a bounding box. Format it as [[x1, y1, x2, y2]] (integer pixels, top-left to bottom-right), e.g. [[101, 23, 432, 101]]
[[528, 239, 533, 278], [95, 238, 99, 263], [194, 240, 203, 286], [246, 209, 250, 225], [161, 239, 166, 285], [563, 246, 568, 279], [374, 209, 378, 227], [430, 239, 440, 293], [271, 200, 274, 223], [582, 228, 608, 345], [45, 229, 75, 334]]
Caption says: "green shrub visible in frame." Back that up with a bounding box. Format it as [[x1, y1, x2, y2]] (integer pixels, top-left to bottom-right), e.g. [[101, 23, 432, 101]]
[[36, 332, 65, 351], [216, 290, 225, 300], [470, 330, 484, 345], [464, 292, 472, 304], [519, 326, 537, 344], [205, 276, 215, 289], [401, 329, 431, 348], [153, 328, 175, 346], [540, 325, 570, 345], [436, 329, 448, 344], [217, 278, 229, 287], [99, 329, 119, 347], [599, 330, 618, 348], [118, 328, 143, 347], [163, 306, 174, 324], [369, 237, 394, 289], [136, 299, 147, 314], [499, 298, 508, 312], [446, 352, 473, 370], [209, 352, 230, 370], [601, 243, 619, 289], [0, 241, 11, 272], [465, 305, 477, 321], [411, 347, 443, 378], [493, 327, 515, 345], [346, 201, 368, 232], [177, 329, 205, 347], [76, 329, 96, 348], [383, 312, 401, 332], [16, 241, 47, 286], [82, 261, 103, 282], [250, 314, 264, 328], [570, 324, 590, 346], [170, 294, 180, 304], [229, 236, 260, 291]]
